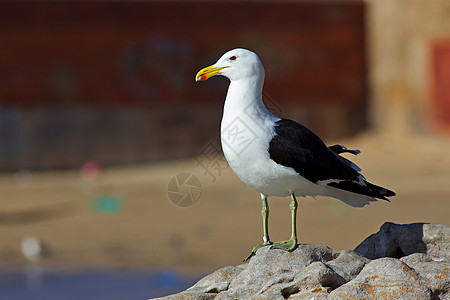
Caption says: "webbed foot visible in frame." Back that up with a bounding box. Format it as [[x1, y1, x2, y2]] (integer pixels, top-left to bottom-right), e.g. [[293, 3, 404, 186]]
[[270, 238, 297, 252], [243, 242, 272, 261]]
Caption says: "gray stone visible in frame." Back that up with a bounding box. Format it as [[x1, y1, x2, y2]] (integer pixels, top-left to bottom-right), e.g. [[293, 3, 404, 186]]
[[277, 261, 346, 299], [422, 223, 450, 261], [401, 253, 450, 298], [151, 223, 450, 300], [187, 265, 245, 293], [150, 290, 215, 300], [329, 257, 432, 299], [326, 250, 370, 282], [215, 244, 337, 299], [354, 222, 450, 260], [286, 287, 330, 300], [400, 252, 432, 266], [295, 261, 346, 289], [233, 261, 346, 299]]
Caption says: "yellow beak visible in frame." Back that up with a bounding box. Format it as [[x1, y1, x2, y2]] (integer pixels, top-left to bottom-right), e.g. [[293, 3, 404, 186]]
[[195, 64, 229, 82]]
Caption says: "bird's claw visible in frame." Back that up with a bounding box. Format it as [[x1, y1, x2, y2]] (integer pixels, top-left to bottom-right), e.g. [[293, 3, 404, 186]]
[[270, 238, 298, 252], [243, 242, 272, 262], [244, 239, 298, 261]]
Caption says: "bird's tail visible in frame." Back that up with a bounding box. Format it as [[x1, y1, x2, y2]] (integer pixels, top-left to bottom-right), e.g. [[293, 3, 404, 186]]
[[365, 181, 396, 200], [320, 186, 377, 207], [320, 180, 396, 207], [327, 144, 396, 201]]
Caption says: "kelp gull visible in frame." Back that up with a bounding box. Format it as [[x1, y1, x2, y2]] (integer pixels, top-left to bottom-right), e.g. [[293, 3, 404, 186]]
[[195, 48, 395, 260]]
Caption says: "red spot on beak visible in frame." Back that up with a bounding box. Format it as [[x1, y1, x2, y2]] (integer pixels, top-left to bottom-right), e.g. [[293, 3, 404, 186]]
[[199, 75, 207, 81]]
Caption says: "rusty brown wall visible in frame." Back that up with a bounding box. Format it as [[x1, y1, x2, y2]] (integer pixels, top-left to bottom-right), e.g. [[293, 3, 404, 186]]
[[0, 1, 367, 170]]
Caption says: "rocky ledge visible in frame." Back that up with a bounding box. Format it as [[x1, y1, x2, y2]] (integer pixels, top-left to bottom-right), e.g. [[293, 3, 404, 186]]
[[153, 222, 449, 299]]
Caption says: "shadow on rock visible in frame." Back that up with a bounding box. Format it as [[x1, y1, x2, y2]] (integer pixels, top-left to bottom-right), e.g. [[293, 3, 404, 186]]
[[151, 223, 450, 300]]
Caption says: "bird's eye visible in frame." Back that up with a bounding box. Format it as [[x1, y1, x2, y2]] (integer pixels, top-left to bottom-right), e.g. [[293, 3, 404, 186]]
[[229, 56, 237, 61]]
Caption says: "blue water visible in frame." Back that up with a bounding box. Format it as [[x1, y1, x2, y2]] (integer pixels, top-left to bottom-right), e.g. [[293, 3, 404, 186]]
[[0, 268, 201, 300]]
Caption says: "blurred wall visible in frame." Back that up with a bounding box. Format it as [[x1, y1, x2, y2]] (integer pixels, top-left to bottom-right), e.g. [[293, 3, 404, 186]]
[[0, 1, 366, 170], [365, 0, 450, 134]]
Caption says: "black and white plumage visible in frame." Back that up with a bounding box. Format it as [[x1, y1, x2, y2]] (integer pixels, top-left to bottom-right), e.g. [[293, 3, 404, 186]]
[[268, 119, 394, 207], [196, 48, 395, 257]]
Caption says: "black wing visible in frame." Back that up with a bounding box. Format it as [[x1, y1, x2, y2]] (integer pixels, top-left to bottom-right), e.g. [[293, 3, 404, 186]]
[[268, 119, 396, 200], [268, 119, 359, 183]]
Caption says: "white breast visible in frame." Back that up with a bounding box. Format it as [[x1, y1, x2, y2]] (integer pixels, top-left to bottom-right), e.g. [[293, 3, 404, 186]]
[[220, 104, 320, 198]]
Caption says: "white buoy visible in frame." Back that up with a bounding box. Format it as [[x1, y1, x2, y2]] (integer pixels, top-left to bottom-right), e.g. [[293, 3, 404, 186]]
[[21, 236, 43, 262], [21, 235, 45, 290]]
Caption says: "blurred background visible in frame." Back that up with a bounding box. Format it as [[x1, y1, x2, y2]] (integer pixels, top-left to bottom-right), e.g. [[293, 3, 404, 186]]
[[0, 0, 449, 299]]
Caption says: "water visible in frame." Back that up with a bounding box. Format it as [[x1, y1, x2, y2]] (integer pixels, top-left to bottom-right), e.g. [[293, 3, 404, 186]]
[[0, 267, 201, 300]]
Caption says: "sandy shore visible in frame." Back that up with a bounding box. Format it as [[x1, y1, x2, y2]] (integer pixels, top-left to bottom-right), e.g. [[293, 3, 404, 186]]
[[0, 132, 449, 274]]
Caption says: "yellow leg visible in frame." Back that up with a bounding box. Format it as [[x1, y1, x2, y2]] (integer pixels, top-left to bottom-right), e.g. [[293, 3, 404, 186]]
[[271, 193, 298, 251], [261, 194, 270, 243], [244, 194, 272, 261]]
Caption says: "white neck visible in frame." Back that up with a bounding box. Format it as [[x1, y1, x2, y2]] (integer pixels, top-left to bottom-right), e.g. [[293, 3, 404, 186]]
[[223, 76, 266, 114]]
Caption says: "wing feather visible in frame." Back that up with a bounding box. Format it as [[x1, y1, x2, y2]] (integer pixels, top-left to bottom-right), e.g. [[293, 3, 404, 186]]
[[268, 119, 395, 200]]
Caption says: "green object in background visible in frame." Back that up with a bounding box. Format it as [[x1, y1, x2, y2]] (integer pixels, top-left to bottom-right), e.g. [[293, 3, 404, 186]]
[[92, 196, 123, 213]]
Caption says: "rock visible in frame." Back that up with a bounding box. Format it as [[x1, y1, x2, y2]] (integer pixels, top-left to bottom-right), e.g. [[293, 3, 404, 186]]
[[354, 222, 450, 260], [422, 223, 450, 261], [400, 252, 432, 266], [329, 258, 432, 299], [187, 265, 245, 293], [277, 261, 346, 300], [151, 290, 214, 300], [326, 250, 370, 282], [296, 261, 347, 289], [215, 244, 337, 299], [150, 223, 450, 300], [401, 253, 450, 298]]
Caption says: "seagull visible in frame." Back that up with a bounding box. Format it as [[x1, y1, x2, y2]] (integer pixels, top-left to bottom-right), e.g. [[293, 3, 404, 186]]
[[195, 48, 395, 260]]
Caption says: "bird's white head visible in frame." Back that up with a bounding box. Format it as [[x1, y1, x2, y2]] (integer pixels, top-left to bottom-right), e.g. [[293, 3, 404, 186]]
[[195, 48, 265, 82]]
